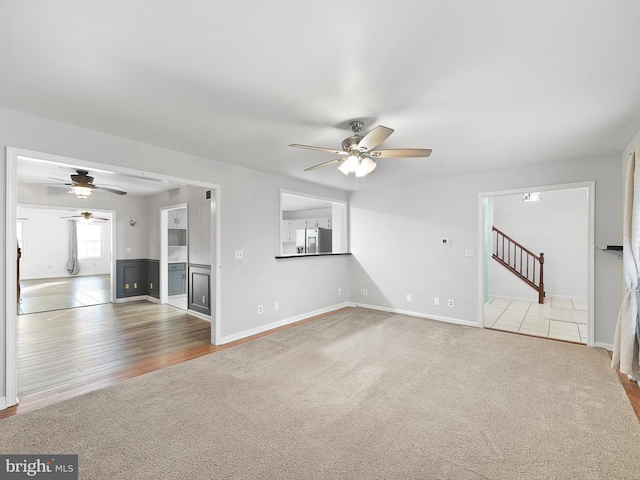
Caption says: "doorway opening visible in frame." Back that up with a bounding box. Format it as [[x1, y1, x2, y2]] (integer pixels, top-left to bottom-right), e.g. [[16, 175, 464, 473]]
[[478, 182, 595, 346], [162, 205, 188, 311], [17, 205, 115, 315], [5, 147, 222, 411]]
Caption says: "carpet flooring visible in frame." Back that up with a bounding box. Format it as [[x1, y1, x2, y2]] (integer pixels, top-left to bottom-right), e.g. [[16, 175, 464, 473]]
[[1, 307, 640, 479]]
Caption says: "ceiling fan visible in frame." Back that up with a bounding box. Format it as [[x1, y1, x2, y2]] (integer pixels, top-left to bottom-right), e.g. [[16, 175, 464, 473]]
[[61, 211, 109, 222], [51, 169, 127, 199], [290, 120, 432, 177]]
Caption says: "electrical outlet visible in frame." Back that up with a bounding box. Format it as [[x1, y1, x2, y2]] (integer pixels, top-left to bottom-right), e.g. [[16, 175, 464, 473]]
[[448, 299, 455, 307], [235, 250, 243, 260], [274, 301, 279, 310], [125, 247, 132, 253], [441, 237, 450, 245], [258, 305, 263, 314], [434, 297, 440, 306], [407, 294, 412, 301], [465, 249, 474, 257], [362, 288, 368, 296], [338, 288, 342, 295]]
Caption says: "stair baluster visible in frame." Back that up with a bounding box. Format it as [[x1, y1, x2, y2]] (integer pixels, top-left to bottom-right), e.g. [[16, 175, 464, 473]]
[[492, 226, 545, 304]]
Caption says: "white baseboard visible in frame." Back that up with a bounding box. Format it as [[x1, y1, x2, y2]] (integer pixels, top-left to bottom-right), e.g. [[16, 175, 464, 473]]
[[188, 309, 211, 322], [114, 295, 149, 303], [350, 302, 479, 328], [218, 302, 350, 345], [488, 294, 537, 303], [546, 294, 587, 301], [489, 294, 587, 302], [594, 342, 613, 351], [0, 396, 6, 410], [147, 296, 161, 304]]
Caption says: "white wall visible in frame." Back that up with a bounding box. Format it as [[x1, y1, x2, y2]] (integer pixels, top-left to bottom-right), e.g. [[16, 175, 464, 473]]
[[489, 188, 588, 300], [283, 208, 332, 220], [0, 106, 351, 401], [17, 207, 112, 279], [349, 154, 623, 347], [17, 184, 149, 260]]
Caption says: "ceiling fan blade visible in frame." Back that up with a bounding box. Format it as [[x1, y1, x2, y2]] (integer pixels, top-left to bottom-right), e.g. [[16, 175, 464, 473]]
[[357, 126, 394, 152], [304, 158, 343, 171], [49, 177, 69, 183], [368, 148, 432, 158], [95, 185, 127, 195], [290, 144, 348, 156]]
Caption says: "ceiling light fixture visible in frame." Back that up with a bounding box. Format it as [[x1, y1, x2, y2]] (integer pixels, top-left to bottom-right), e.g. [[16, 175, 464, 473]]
[[355, 157, 377, 177], [522, 192, 542, 202], [338, 154, 359, 175], [338, 154, 377, 177], [69, 185, 93, 199]]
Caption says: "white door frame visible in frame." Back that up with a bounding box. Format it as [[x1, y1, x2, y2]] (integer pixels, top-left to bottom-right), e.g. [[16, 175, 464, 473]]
[[160, 204, 187, 306], [4, 146, 222, 409], [477, 181, 595, 347]]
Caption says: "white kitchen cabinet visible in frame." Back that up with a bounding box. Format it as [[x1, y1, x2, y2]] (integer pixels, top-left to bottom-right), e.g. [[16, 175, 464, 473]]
[[305, 217, 331, 229], [281, 221, 292, 242], [290, 219, 307, 233], [282, 218, 331, 243], [168, 208, 188, 229], [317, 217, 331, 229]]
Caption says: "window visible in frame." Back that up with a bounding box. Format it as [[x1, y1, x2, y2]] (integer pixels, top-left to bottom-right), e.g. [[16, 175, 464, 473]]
[[17, 220, 26, 261], [77, 223, 104, 259]]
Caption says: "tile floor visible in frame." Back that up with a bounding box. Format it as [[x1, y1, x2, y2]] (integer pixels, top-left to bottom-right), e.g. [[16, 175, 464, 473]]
[[19, 275, 111, 315], [485, 297, 587, 344], [167, 293, 188, 311]]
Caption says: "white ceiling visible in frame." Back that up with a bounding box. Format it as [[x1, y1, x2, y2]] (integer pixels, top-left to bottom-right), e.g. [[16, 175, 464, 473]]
[[17, 155, 185, 197], [3, 1, 640, 192]]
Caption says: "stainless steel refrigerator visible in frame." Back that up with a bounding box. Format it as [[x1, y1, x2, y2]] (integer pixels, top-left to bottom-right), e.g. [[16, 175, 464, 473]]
[[296, 228, 332, 254], [305, 228, 332, 254]]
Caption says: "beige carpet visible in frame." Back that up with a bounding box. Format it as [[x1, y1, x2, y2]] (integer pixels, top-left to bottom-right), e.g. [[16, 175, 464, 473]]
[[2, 307, 640, 479]]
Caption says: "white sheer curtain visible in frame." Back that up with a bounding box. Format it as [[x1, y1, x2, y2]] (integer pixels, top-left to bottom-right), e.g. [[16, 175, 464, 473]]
[[613, 147, 640, 380], [66, 219, 80, 275]]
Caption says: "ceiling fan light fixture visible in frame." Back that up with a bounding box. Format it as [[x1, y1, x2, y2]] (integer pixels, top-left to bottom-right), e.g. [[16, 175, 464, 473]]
[[69, 185, 93, 199], [338, 154, 359, 175], [355, 157, 377, 177]]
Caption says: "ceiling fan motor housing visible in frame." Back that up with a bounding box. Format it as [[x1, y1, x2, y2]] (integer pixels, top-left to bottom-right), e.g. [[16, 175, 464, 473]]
[[71, 170, 94, 187], [341, 135, 362, 153]]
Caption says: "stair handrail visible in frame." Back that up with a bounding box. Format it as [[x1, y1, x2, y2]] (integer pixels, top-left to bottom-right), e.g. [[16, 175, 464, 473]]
[[492, 226, 545, 304]]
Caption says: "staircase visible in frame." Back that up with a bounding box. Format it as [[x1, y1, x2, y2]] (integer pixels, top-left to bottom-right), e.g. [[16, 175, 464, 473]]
[[492, 226, 545, 304]]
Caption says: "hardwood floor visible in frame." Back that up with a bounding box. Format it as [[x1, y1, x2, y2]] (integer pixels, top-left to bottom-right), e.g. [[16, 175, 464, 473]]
[[19, 275, 111, 314], [2, 301, 211, 418]]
